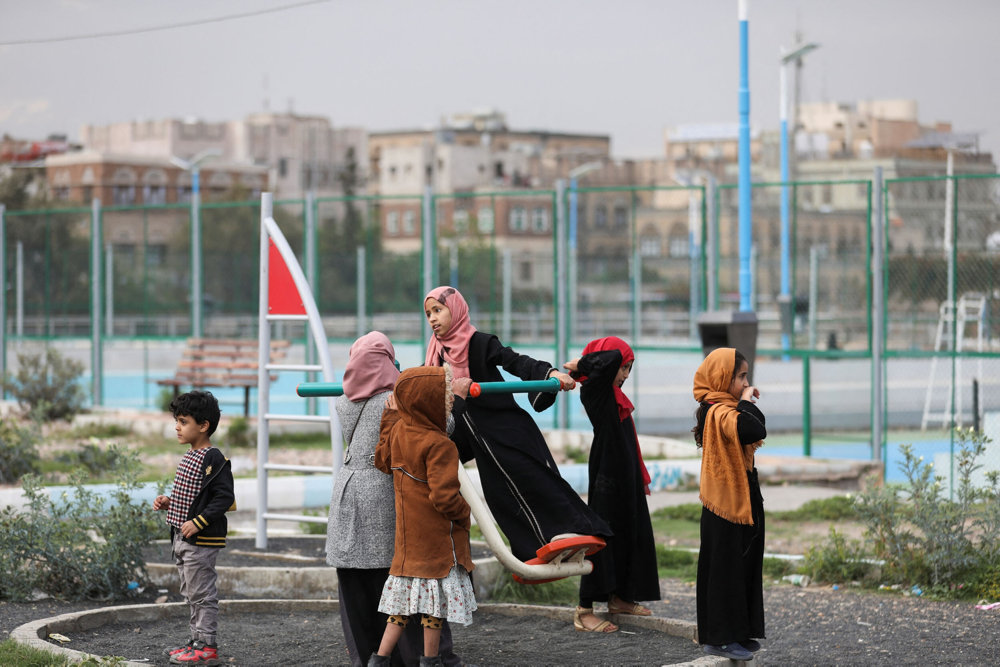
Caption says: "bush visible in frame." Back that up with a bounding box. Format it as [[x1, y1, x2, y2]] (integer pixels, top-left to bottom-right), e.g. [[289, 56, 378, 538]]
[[488, 575, 578, 605], [55, 440, 119, 475], [803, 526, 874, 584], [650, 502, 703, 523], [3, 347, 86, 421], [298, 507, 329, 535], [771, 495, 859, 522], [0, 419, 40, 483], [0, 445, 164, 601], [224, 416, 255, 449]]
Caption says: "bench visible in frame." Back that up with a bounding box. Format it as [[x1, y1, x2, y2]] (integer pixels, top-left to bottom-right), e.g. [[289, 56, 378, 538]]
[[157, 338, 291, 416]]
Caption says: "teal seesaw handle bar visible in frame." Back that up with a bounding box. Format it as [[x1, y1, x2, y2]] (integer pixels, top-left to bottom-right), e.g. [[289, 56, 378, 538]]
[[469, 378, 561, 397], [296, 382, 343, 397], [295, 378, 562, 398]]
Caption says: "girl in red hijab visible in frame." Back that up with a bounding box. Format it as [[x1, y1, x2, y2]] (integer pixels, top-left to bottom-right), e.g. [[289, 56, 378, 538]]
[[563, 337, 660, 633]]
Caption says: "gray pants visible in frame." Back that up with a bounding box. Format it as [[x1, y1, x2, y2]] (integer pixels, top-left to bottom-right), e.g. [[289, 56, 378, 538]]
[[173, 533, 220, 646]]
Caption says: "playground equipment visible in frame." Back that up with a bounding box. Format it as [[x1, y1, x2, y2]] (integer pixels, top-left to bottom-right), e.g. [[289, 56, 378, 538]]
[[256, 193, 601, 582], [254, 193, 343, 549], [296, 375, 602, 583], [921, 292, 987, 430]]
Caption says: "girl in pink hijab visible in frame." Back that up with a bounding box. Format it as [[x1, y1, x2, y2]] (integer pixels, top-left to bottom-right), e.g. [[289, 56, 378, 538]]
[[422, 286, 611, 563]]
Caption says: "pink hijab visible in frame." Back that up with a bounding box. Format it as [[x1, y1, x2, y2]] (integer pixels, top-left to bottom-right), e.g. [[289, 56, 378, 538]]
[[423, 286, 477, 379], [342, 331, 399, 401]]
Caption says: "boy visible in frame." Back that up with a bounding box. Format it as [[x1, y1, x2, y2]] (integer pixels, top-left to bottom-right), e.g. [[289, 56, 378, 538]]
[[152, 390, 235, 666]]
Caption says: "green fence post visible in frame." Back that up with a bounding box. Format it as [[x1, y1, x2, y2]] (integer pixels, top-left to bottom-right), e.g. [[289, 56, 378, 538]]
[[90, 198, 103, 406], [802, 353, 811, 456]]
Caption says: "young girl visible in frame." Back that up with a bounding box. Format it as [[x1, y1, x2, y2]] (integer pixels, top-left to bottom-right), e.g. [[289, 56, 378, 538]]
[[563, 337, 660, 633], [692, 347, 767, 662], [369, 365, 477, 667], [423, 285, 611, 562], [326, 332, 460, 666]]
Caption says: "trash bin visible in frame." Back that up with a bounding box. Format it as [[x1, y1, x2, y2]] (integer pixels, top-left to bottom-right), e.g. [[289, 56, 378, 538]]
[[697, 310, 759, 378]]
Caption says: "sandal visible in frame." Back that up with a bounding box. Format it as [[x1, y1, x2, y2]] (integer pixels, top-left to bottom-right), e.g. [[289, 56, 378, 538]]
[[573, 607, 618, 633], [608, 597, 652, 616]]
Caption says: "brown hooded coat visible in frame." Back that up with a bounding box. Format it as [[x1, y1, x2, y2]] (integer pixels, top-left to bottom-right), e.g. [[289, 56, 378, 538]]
[[375, 365, 474, 579]]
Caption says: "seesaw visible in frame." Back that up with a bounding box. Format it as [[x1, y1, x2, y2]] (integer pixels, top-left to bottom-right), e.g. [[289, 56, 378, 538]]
[[297, 377, 604, 584]]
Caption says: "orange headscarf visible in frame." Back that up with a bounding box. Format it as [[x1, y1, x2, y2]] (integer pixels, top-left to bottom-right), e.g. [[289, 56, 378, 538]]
[[693, 347, 762, 525]]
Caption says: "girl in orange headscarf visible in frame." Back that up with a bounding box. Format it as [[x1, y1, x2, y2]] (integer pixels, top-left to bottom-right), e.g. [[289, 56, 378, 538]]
[[563, 337, 660, 634], [692, 347, 766, 662]]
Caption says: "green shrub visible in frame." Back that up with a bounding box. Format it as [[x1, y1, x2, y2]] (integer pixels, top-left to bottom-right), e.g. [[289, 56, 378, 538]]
[[157, 388, 176, 412], [54, 441, 119, 475], [3, 347, 86, 421], [802, 526, 874, 584], [298, 507, 329, 535], [69, 422, 132, 439], [0, 445, 164, 601], [0, 419, 40, 483], [762, 556, 799, 579], [655, 545, 698, 579], [650, 502, 703, 522], [224, 416, 255, 449], [771, 495, 859, 522]]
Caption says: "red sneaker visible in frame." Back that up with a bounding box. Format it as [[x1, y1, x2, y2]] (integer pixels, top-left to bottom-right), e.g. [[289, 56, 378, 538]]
[[169, 641, 221, 665], [162, 640, 193, 658]]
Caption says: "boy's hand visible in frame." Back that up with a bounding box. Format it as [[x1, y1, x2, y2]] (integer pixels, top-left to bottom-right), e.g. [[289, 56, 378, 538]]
[[549, 370, 576, 391], [180, 520, 199, 538], [452, 377, 472, 399], [153, 495, 170, 511], [742, 386, 760, 403]]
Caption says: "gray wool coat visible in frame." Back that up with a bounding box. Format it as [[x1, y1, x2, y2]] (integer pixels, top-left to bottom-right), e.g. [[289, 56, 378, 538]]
[[325, 391, 396, 569]]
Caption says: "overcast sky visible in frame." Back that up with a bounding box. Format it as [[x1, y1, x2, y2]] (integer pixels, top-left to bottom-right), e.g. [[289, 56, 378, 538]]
[[2, 0, 998, 163]]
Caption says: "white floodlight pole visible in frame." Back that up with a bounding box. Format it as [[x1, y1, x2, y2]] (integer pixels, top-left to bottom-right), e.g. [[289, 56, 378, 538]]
[[567, 161, 602, 344], [171, 148, 222, 338]]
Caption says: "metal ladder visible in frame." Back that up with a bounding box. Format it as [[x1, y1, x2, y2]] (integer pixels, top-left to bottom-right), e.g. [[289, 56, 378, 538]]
[[255, 192, 343, 548], [921, 292, 986, 430]]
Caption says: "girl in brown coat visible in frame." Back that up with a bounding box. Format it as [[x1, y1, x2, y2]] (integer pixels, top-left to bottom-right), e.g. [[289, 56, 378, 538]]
[[369, 365, 477, 667]]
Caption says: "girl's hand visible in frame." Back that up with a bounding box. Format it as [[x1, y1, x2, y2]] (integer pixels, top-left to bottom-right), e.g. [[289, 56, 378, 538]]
[[562, 358, 580, 375], [452, 377, 472, 399], [549, 370, 576, 391], [742, 386, 760, 403], [385, 393, 397, 410]]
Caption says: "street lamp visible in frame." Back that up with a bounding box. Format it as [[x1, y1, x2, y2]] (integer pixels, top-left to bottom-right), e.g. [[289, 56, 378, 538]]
[[171, 148, 221, 338], [567, 161, 603, 342], [779, 37, 819, 350]]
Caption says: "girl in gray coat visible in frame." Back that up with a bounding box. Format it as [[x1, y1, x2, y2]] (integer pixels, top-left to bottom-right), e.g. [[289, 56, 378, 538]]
[[326, 332, 459, 666]]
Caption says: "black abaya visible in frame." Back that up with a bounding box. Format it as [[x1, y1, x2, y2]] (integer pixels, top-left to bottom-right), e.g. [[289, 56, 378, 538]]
[[448, 332, 611, 562], [576, 349, 660, 605]]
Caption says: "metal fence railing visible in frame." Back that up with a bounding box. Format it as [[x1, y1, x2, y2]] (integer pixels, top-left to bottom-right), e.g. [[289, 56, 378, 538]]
[[1, 172, 998, 483]]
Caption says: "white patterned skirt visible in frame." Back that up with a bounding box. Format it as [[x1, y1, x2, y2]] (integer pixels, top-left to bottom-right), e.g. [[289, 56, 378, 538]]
[[377, 564, 478, 627]]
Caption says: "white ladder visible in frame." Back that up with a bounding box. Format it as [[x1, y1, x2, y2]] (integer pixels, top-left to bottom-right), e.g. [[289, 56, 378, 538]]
[[921, 292, 986, 430]]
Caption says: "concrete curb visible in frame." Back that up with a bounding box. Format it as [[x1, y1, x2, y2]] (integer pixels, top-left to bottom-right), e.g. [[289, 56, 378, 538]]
[[11, 600, 730, 667]]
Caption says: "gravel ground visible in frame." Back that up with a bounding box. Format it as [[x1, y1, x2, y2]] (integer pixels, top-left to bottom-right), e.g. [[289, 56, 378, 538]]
[[3, 537, 999, 665]]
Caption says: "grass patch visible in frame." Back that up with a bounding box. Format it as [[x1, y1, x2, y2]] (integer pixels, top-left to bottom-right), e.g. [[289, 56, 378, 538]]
[[650, 503, 702, 522], [769, 496, 858, 522], [0, 637, 129, 665], [488, 575, 579, 605], [269, 431, 338, 449], [656, 546, 698, 580], [66, 422, 133, 439]]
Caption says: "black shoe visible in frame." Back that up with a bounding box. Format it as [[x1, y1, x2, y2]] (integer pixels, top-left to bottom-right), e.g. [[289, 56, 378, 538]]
[[740, 639, 762, 652], [704, 643, 754, 660], [367, 655, 391, 667], [419, 656, 444, 667]]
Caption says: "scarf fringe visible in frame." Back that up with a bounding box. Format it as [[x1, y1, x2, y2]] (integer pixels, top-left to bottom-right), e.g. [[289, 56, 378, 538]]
[[699, 495, 755, 526]]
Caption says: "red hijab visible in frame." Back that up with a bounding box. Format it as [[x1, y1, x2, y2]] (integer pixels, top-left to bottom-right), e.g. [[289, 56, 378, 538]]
[[581, 336, 651, 491], [342, 331, 399, 401], [423, 286, 477, 379]]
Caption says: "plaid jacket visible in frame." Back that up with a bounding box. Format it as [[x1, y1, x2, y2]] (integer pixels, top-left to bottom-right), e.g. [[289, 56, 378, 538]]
[[171, 447, 236, 548]]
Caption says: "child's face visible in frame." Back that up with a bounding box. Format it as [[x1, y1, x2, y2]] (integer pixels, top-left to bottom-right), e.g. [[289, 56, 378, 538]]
[[174, 414, 208, 446], [727, 360, 750, 400], [425, 298, 453, 337], [615, 360, 633, 388]]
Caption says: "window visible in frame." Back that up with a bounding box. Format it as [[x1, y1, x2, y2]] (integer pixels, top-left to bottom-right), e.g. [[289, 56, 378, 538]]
[[143, 184, 166, 205], [668, 235, 688, 257], [278, 158, 288, 178], [494, 161, 505, 179], [614, 204, 628, 228], [453, 209, 470, 232], [576, 205, 586, 227], [112, 185, 136, 205], [177, 186, 192, 204], [509, 207, 528, 232], [386, 211, 400, 235], [519, 261, 533, 281], [531, 207, 549, 232], [146, 244, 167, 266], [640, 235, 662, 257], [477, 207, 494, 233], [594, 204, 608, 228], [822, 184, 833, 205], [403, 210, 416, 234]]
